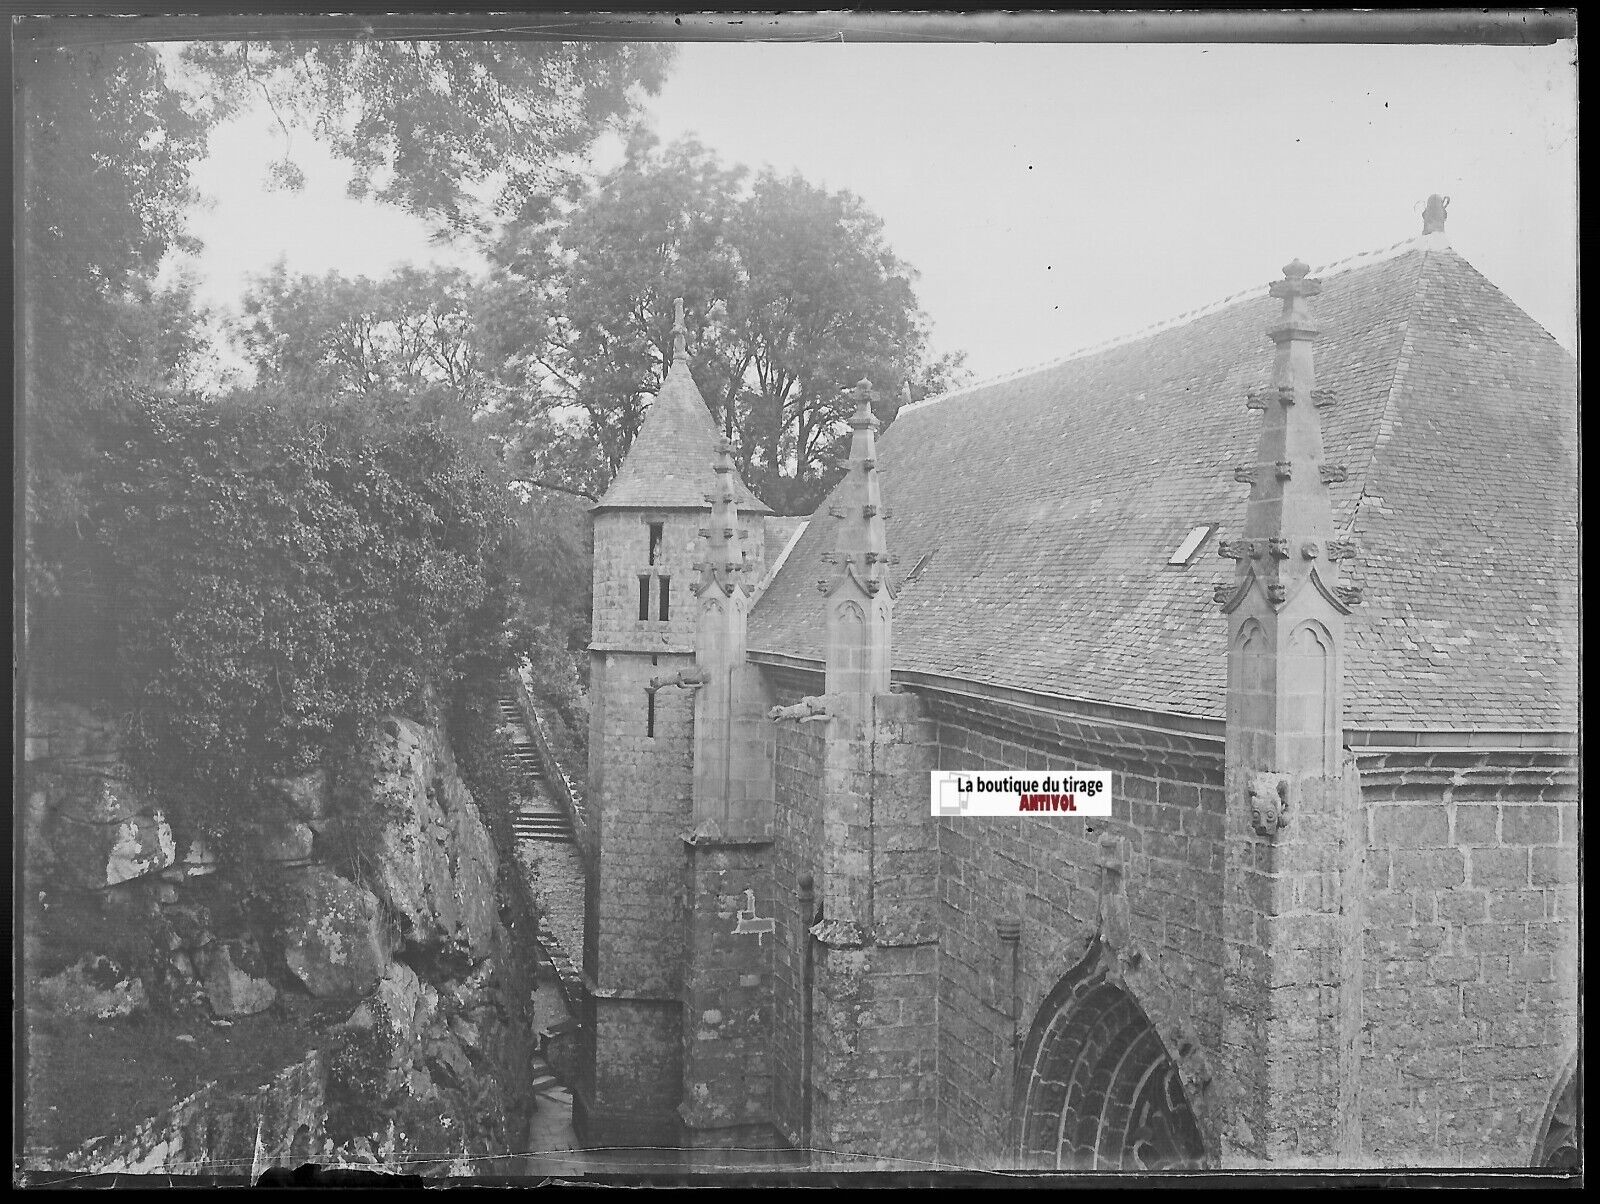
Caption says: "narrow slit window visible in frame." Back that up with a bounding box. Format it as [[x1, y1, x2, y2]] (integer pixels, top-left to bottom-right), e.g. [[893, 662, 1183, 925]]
[[658, 577, 672, 622], [648, 522, 664, 565], [1168, 524, 1217, 566], [638, 575, 651, 620], [646, 691, 656, 738]]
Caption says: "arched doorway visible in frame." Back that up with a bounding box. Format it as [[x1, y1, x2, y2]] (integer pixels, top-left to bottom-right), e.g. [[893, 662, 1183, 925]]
[[1015, 947, 1205, 1170], [1536, 1064, 1579, 1168]]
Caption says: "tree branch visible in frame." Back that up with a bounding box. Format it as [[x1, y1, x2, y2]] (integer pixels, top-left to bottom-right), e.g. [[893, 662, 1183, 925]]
[[510, 475, 598, 502]]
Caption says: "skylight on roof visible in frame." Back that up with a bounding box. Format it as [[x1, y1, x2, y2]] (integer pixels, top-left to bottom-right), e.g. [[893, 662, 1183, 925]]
[[1168, 524, 1216, 566]]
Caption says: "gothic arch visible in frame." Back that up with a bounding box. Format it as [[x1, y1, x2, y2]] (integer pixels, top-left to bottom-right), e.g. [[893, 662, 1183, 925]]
[[1014, 943, 1205, 1171], [1533, 1056, 1580, 1168], [1229, 618, 1269, 765], [1288, 619, 1335, 774]]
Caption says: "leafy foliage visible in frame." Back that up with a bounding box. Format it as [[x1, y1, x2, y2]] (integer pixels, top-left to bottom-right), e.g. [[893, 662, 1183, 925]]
[[182, 38, 673, 235], [503, 488, 594, 654], [482, 131, 969, 511], [92, 397, 516, 858], [228, 261, 596, 653], [19, 41, 216, 671], [20, 30, 670, 699], [236, 262, 495, 428]]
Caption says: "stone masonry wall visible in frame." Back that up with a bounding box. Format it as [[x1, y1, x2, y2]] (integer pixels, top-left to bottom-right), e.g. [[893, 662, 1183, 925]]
[[769, 675, 827, 1150], [809, 692, 942, 1167], [679, 841, 777, 1143], [1355, 746, 1579, 1167], [591, 651, 694, 997], [927, 694, 1227, 1172], [584, 499, 771, 1146], [764, 674, 943, 1167], [591, 512, 767, 654], [583, 650, 694, 1140]]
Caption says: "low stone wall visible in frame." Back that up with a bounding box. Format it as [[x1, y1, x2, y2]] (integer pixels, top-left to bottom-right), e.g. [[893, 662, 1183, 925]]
[[30, 1050, 327, 1177]]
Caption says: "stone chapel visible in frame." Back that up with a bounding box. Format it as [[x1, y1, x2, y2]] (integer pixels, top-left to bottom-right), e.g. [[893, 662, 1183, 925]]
[[573, 201, 1580, 1171]]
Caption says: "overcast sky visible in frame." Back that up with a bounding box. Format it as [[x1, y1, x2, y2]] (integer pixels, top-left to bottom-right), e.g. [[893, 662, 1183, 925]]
[[177, 30, 1578, 385]]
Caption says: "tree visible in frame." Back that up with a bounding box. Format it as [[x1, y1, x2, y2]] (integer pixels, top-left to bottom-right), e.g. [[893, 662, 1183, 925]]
[[181, 38, 673, 236], [17, 28, 670, 693], [483, 133, 969, 512], [18, 40, 217, 692], [235, 262, 494, 428], [721, 169, 968, 511], [89, 395, 516, 858], [479, 133, 747, 492]]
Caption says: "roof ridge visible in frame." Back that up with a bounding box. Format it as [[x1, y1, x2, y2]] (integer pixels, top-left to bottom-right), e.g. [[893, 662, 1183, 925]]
[[1346, 246, 1432, 542], [902, 234, 1429, 418]]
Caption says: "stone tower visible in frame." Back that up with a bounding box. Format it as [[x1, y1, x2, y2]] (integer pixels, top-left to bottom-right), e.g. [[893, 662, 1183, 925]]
[[579, 299, 770, 1148], [768, 382, 942, 1166], [1215, 260, 1366, 1165], [677, 430, 786, 1156]]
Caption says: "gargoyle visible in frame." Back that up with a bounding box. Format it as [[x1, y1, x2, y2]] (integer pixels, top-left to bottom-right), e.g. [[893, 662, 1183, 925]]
[[767, 694, 838, 723], [1248, 771, 1290, 837], [646, 669, 706, 696]]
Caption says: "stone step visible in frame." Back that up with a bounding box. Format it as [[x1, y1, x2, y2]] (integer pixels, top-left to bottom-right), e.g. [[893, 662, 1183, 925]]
[[514, 816, 574, 842]]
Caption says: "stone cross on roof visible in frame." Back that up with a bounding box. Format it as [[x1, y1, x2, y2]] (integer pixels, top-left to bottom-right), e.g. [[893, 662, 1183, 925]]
[[1422, 194, 1450, 235]]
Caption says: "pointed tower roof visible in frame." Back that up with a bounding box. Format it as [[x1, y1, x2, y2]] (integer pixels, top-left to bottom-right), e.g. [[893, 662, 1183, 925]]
[[592, 299, 770, 514]]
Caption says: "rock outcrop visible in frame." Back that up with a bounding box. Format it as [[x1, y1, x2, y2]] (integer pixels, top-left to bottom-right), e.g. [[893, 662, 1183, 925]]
[[34, 955, 148, 1021], [198, 941, 278, 1017], [42, 773, 178, 890], [358, 718, 499, 965], [23, 695, 541, 1175]]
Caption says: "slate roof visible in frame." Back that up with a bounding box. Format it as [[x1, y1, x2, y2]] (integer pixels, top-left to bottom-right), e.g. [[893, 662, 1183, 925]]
[[593, 357, 770, 513], [760, 516, 809, 567], [747, 238, 1579, 732]]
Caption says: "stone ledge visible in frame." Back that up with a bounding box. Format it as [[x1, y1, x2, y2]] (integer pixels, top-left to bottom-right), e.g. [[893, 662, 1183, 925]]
[[682, 834, 776, 849]]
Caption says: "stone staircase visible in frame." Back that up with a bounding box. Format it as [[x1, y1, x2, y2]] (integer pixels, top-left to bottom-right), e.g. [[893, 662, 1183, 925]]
[[497, 694, 575, 844]]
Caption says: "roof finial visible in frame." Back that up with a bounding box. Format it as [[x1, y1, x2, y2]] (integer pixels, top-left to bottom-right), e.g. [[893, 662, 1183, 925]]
[[1422, 194, 1450, 235], [672, 296, 688, 361], [848, 377, 879, 432]]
